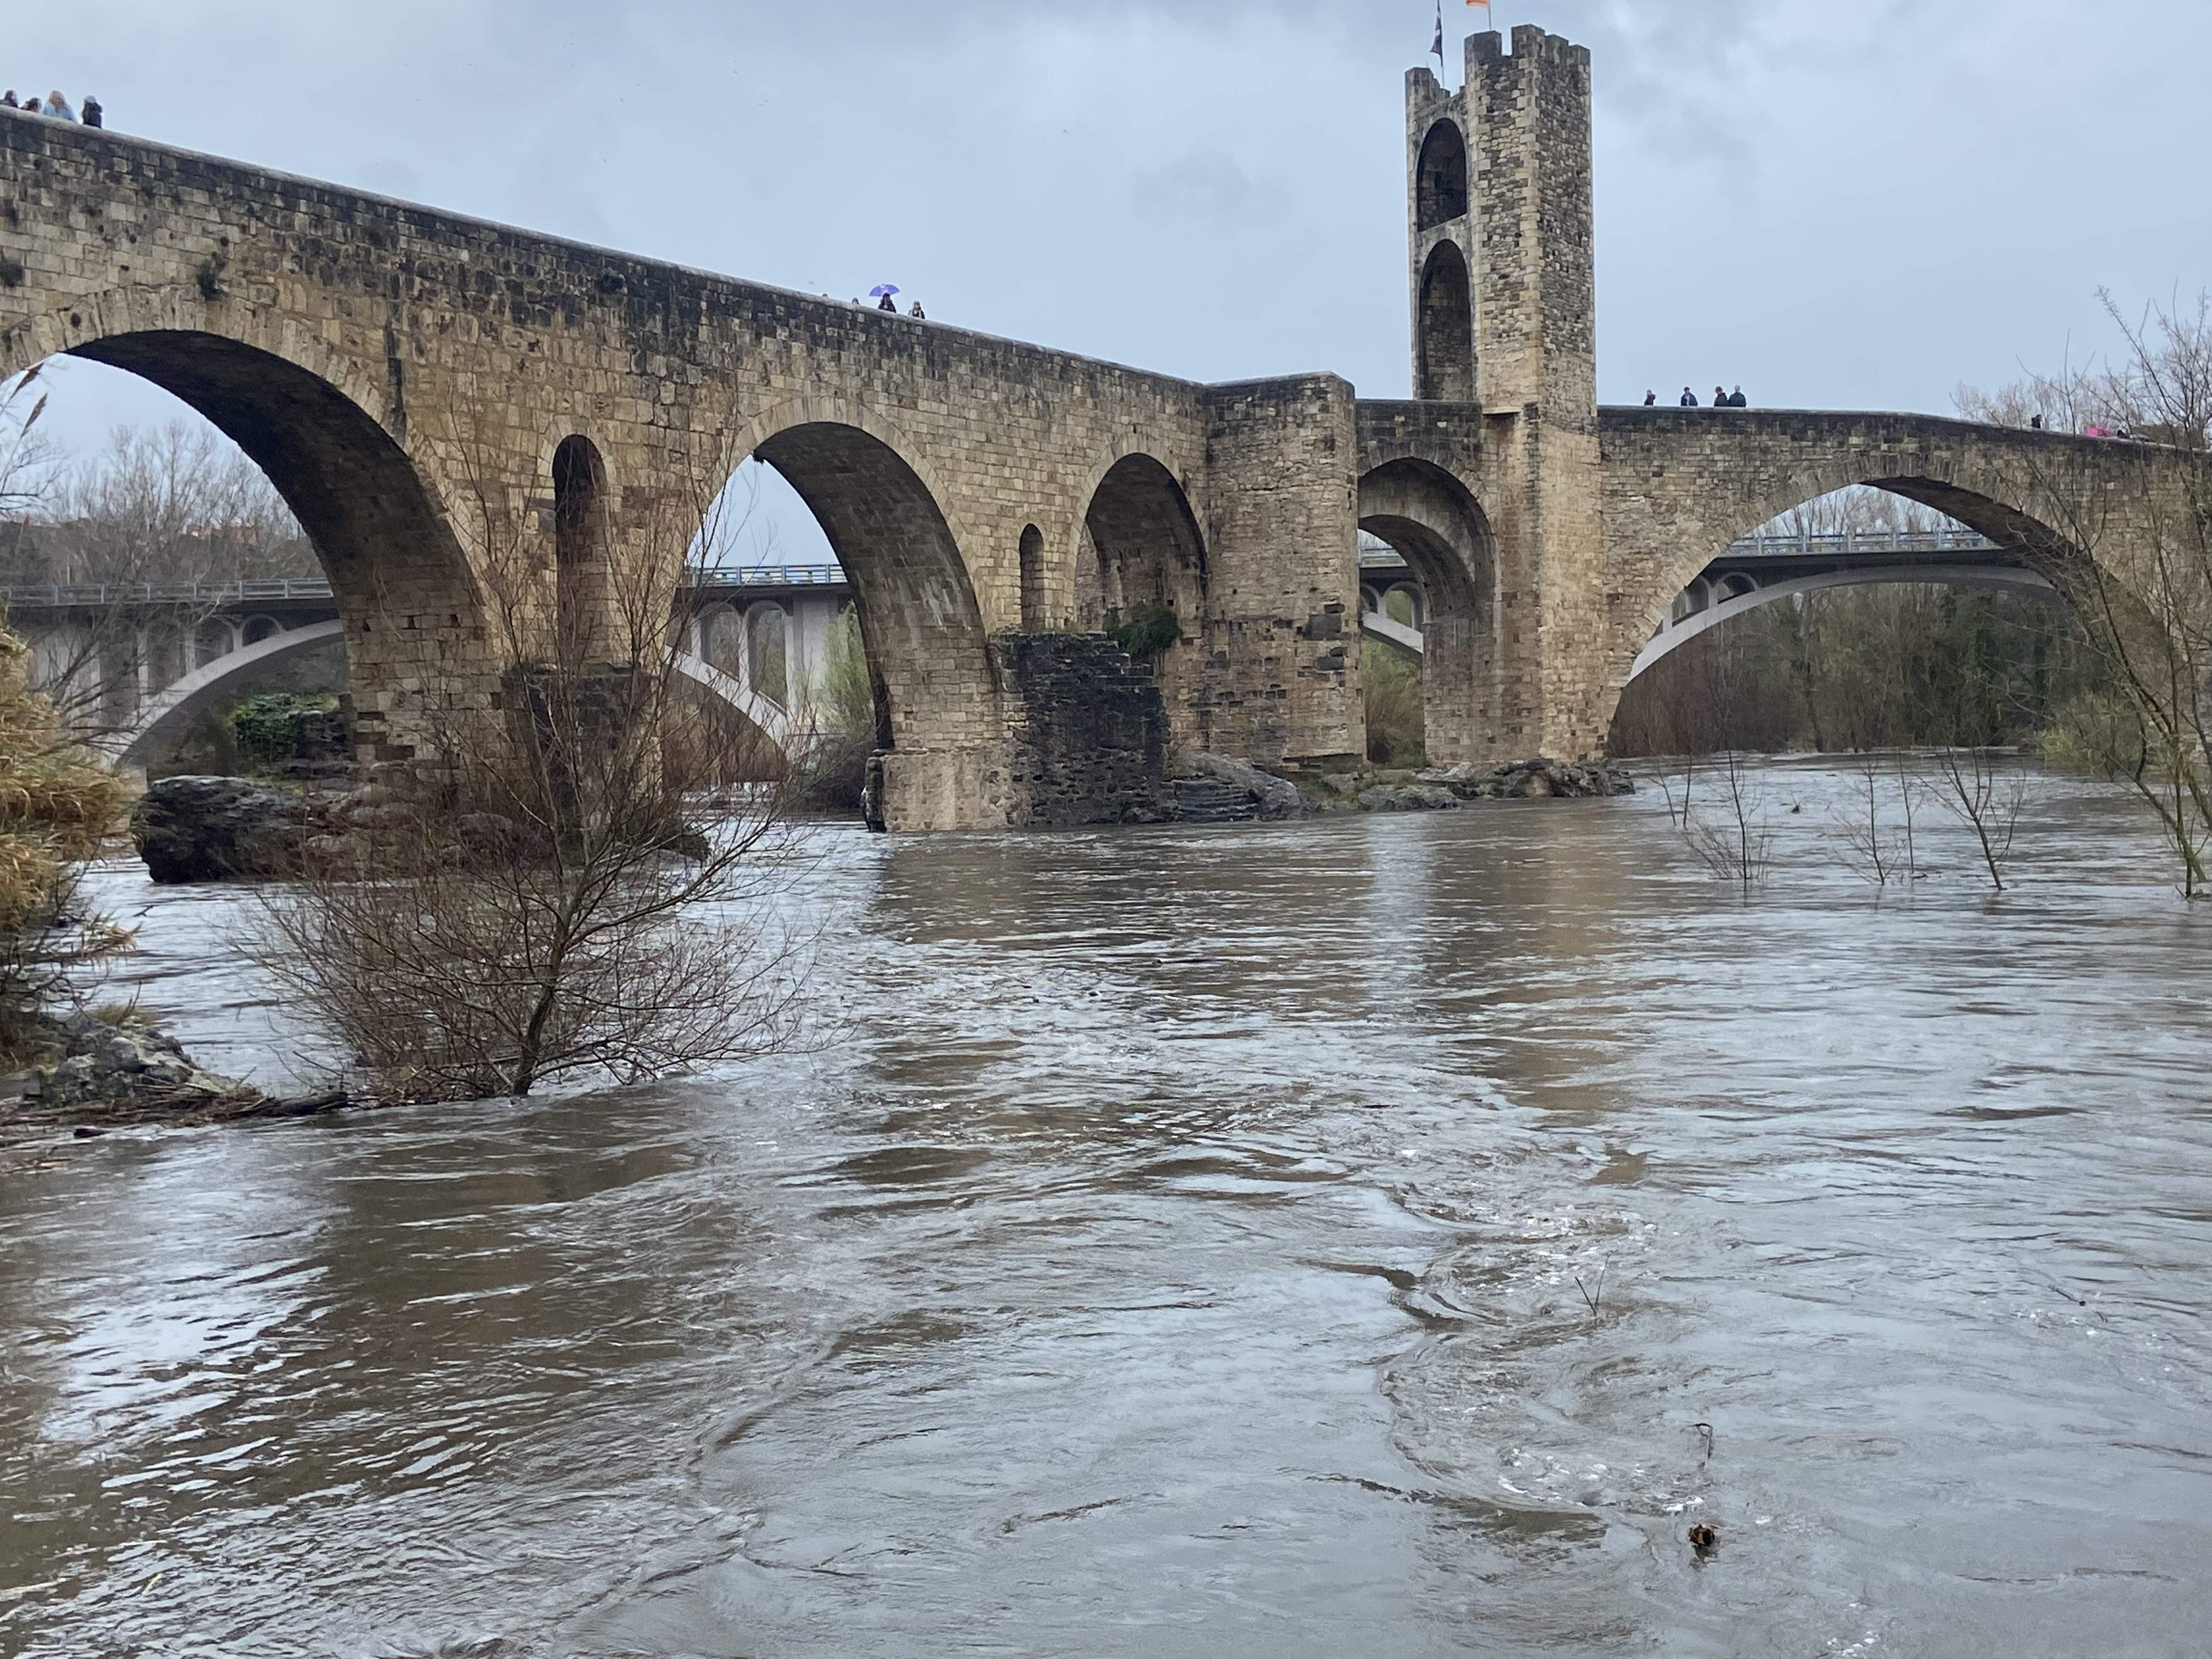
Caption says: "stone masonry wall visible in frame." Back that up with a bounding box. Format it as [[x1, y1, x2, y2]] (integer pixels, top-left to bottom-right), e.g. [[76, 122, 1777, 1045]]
[[0, 110, 1360, 830], [1196, 376, 1362, 769], [995, 634, 1167, 828]]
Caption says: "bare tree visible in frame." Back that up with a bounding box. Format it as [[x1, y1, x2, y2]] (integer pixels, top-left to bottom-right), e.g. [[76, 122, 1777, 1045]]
[[1680, 745, 1773, 888], [0, 368, 59, 529], [1920, 747, 2028, 893], [254, 410, 816, 1102], [4, 421, 313, 741], [1968, 292, 2212, 895]]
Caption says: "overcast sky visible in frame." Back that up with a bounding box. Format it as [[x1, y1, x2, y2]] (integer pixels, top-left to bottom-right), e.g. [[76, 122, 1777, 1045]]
[[12, 0, 2210, 549]]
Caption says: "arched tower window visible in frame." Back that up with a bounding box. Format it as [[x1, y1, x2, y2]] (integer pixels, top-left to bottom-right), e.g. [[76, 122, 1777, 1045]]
[[1018, 524, 1046, 630], [552, 435, 610, 660], [1417, 241, 1476, 403], [1415, 120, 1469, 232]]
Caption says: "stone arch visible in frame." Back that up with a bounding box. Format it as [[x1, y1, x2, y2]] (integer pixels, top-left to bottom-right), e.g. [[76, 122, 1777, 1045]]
[[1624, 452, 2108, 659], [1018, 524, 1047, 629], [1084, 452, 1208, 743], [6, 295, 482, 761], [1417, 241, 1475, 403], [1415, 120, 1469, 232], [1604, 432, 2177, 742], [1358, 456, 1494, 765], [552, 434, 612, 660], [240, 614, 283, 645], [713, 399, 1002, 828]]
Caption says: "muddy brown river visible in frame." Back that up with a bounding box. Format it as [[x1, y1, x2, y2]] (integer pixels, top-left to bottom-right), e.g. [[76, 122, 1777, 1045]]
[[2, 760, 2208, 1656]]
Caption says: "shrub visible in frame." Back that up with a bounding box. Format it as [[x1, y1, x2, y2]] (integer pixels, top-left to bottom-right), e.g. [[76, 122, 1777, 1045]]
[[1108, 603, 1180, 663], [0, 629, 129, 1057], [1363, 639, 1425, 766], [228, 692, 339, 769]]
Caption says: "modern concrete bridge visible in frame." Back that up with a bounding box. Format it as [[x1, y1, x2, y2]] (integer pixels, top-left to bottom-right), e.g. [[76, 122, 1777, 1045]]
[[1362, 527, 2060, 680], [3, 565, 851, 768], [3, 24, 2200, 828]]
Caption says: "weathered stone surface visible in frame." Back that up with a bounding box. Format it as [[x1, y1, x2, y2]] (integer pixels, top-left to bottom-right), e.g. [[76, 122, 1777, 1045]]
[[130, 776, 320, 884], [29, 1013, 251, 1108], [995, 634, 1169, 829], [1181, 754, 1308, 822], [1359, 783, 1462, 813], [1417, 757, 1634, 800]]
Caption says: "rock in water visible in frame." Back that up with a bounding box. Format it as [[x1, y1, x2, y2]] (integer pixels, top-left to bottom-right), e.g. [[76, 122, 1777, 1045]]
[[1358, 784, 1462, 813], [1414, 757, 1636, 801], [129, 775, 320, 884], [1179, 754, 1308, 821]]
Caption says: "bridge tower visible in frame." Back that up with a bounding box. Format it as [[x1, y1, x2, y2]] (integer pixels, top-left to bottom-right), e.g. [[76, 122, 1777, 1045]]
[[1403, 27, 1607, 760]]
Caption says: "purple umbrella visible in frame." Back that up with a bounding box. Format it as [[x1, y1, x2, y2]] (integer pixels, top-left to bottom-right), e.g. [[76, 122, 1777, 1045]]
[[870, 284, 900, 298]]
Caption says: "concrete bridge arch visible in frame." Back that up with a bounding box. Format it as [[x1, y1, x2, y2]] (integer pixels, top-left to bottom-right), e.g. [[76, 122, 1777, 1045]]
[[114, 612, 796, 771]]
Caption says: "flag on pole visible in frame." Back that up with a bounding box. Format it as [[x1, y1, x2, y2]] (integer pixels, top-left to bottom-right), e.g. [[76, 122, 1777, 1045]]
[[1432, 3, 1444, 64]]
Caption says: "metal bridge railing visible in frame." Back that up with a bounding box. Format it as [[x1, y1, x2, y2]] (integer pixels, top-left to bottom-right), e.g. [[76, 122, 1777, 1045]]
[[0, 563, 853, 612], [1725, 528, 2000, 557], [1357, 526, 2001, 572]]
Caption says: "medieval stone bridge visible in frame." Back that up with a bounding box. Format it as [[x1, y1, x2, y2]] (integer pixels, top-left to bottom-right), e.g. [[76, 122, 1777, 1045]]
[[3, 23, 2201, 828]]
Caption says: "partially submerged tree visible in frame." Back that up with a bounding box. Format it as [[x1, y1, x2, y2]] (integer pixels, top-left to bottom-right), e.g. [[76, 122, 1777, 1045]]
[[255, 415, 814, 1101], [1969, 291, 2212, 895]]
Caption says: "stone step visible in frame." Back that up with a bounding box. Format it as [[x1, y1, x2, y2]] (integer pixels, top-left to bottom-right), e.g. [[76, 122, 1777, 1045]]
[[1169, 777, 1261, 825]]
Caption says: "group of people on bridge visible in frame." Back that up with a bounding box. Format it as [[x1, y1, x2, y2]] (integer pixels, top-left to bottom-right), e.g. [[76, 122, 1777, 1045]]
[[2, 90, 100, 126], [1645, 386, 1750, 408]]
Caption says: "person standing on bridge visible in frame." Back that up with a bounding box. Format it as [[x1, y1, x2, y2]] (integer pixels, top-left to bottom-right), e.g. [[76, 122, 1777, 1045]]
[[18, 96, 38, 115], [1714, 386, 1729, 409], [1728, 386, 1748, 408], [43, 92, 72, 122], [1, 93, 16, 110], [80, 95, 101, 128], [1644, 390, 1657, 406], [1680, 387, 1697, 407]]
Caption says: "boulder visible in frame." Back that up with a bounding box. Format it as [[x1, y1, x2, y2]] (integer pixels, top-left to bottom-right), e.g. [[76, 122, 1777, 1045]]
[[1415, 757, 1636, 802], [1358, 784, 1462, 813], [1180, 754, 1308, 821], [29, 1012, 252, 1107], [129, 775, 322, 884]]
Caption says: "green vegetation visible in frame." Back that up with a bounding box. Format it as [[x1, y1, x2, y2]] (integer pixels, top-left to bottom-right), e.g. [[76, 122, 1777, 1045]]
[[1363, 638, 1425, 766], [789, 606, 876, 813], [227, 693, 340, 769], [1108, 604, 1180, 663], [1610, 586, 2101, 758]]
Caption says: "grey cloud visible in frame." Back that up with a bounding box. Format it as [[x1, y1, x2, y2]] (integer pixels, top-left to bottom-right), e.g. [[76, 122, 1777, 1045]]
[[11, 0, 2209, 442]]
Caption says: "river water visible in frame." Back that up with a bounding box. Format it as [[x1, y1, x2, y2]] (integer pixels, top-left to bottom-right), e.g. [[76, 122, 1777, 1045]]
[[2, 759, 2208, 1657]]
